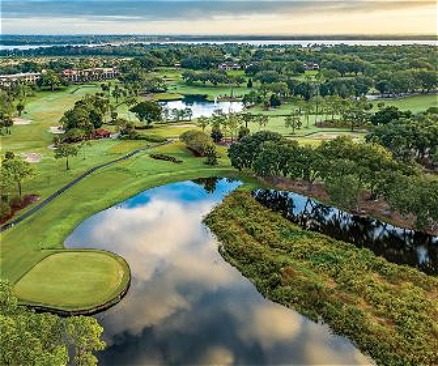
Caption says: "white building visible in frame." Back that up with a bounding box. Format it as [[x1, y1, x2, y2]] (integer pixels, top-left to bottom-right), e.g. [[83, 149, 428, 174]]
[[0, 72, 41, 87]]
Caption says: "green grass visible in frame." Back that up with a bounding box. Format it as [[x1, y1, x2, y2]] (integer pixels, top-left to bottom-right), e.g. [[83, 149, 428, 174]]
[[205, 192, 438, 366], [1, 85, 101, 153], [0, 142, 237, 309], [169, 81, 250, 101], [14, 251, 130, 311], [372, 94, 437, 112], [152, 92, 184, 101]]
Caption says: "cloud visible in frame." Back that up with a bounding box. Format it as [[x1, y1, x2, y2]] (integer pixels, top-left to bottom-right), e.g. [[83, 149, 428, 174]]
[[3, 1, 434, 22], [2, 1, 435, 35]]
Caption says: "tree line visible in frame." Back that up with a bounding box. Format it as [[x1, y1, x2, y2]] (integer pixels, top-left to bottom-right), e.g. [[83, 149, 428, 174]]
[[228, 132, 438, 231]]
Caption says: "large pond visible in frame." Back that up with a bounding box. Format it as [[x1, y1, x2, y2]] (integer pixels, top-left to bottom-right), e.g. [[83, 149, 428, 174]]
[[161, 95, 244, 119], [253, 189, 438, 275], [65, 178, 370, 365]]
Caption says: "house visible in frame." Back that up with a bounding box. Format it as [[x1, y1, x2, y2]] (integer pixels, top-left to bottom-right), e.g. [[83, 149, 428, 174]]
[[303, 62, 320, 71], [93, 128, 111, 139], [0, 72, 41, 87], [218, 62, 241, 71], [61, 67, 119, 83]]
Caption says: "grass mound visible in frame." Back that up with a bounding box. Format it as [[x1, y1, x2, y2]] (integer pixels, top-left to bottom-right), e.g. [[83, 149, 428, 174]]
[[14, 251, 130, 312], [204, 191, 438, 366]]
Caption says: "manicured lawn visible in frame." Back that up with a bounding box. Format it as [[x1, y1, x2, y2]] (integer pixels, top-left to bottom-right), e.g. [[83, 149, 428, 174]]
[[371, 94, 437, 112], [14, 251, 129, 311], [1, 85, 101, 153], [168, 81, 250, 101]]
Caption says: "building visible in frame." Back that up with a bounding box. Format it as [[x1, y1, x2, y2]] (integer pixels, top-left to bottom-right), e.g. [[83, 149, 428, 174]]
[[93, 128, 111, 139], [218, 62, 241, 71], [61, 67, 119, 83], [303, 62, 320, 71], [0, 72, 41, 87]]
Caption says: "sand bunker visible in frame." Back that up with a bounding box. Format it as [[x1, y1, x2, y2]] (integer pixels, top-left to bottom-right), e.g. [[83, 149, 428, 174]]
[[13, 117, 32, 125], [21, 152, 42, 163], [49, 126, 65, 134]]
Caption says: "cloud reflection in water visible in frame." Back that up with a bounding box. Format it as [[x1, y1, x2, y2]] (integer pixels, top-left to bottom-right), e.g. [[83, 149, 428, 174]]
[[65, 179, 371, 365]]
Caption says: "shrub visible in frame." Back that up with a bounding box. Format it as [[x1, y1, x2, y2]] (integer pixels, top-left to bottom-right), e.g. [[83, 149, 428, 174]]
[[211, 126, 223, 143], [0, 201, 12, 221], [119, 132, 167, 143], [204, 144, 218, 165], [180, 130, 213, 156], [149, 153, 182, 164]]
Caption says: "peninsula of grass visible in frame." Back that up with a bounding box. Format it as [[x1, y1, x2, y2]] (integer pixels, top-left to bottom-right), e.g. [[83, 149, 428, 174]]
[[14, 250, 130, 314], [204, 191, 438, 366], [0, 142, 238, 311]]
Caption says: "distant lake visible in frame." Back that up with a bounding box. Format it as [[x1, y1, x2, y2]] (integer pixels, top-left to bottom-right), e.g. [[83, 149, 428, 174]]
[[1, 39, 437, 50], [161, 95, 244, 119], [65, 178, 371, 365]]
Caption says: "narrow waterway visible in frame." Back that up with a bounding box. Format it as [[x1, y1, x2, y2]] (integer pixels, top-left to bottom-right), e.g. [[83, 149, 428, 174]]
[[253, 189, 438, 275], [65, 178, 371, 365]]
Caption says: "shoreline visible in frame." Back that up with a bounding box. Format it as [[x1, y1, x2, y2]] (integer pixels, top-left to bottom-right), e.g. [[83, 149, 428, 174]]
[[259, 176, 438, 236]]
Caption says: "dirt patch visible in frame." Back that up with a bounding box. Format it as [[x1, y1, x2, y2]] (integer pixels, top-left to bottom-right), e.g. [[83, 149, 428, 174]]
[[260, 176, 438, 236], [21, 152, 42, 163], [49, 126, 65, 134], [13, 117, 32, 125]]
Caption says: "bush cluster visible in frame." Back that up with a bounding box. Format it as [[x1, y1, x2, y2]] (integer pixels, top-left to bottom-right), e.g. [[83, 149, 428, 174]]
[[149, 153, 182, 164]]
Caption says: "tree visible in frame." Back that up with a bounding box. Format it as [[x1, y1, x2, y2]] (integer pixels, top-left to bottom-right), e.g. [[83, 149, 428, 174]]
[[211, 125, 223, 143], [205, 144, 219, 165], [37, 70, 61, 91], [0, 115, 14, 135], [111, 85, 123, 104], [55, 144, 79, 170], [180, 130, 213, 156], [370, 106, 412, 126], [0, 280, 105, 366], [326, 173, 363, 211], [196, 116, 210, 131], [285, 112, 302, 135], [1, 157, 34, 197], [228, 131, 284, 171], [16, 102, 25, 117], [129, 101, 162, 126]]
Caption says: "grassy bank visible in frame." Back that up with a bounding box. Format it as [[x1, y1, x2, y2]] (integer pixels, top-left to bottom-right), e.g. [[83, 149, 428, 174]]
[[1, 142, 237, 310], [204, 191, 438, 366]]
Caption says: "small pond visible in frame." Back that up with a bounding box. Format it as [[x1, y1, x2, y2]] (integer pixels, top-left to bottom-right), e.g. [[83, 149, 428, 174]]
[[160, 95, 244, 119], [253, 189, 438, 275], [65, 178, 370, 365]]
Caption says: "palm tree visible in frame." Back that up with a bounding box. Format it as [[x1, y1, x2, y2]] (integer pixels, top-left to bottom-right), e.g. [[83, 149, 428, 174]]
[[285, 111, 302, 135], [197, 116, 210, 131]]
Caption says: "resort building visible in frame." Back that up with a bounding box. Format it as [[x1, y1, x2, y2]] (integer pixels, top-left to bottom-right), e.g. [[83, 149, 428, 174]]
[[61, 67, 120, 83], [0, 72, 41, 87], [303, 62, 320, 71], [218, 62, 241, 71]]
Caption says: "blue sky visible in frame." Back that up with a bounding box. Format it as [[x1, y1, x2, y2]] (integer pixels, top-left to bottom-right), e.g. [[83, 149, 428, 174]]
[[2, 1, 436, 35]]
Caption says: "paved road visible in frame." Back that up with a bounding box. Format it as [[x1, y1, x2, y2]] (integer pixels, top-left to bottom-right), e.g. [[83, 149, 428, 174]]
[[0, 142, 169, 233]]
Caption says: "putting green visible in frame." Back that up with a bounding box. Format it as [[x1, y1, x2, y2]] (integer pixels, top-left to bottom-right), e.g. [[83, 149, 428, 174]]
[[13, 251, 130, 312]]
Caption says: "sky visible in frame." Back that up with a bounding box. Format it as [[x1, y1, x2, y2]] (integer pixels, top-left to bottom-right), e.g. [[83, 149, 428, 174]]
[[1, 0, 436, 35]]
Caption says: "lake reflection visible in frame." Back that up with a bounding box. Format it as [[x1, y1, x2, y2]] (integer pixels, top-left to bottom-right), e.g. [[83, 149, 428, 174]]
[[65, 178, 371, 365], [161, 96, 244, 119]]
